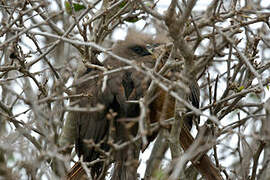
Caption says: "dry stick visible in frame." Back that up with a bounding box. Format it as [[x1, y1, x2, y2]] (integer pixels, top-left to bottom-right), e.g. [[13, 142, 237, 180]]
[[216, 28, 264, 93], [139, 98, 148, 149], [165, 1, 190, 163], [212, 75, 220, 169], [250, 141, 265, 180], [28, 1, 65, 35], [27, 6, 92, 67], [26, 34, 60, 79], [202, 86, 259, 111], [0, 3, 44, 36], [0, 101, 42, 151], [216, 67, 266, 120], [164, 1, 224, 179], [172, 125, 223, 180], [165, 0, 223, 180], [143, 49, 175, 178], [138, 1, 164, 20], [144, 130, 169, 179], [259, 98, 270, 179], [72, 66, 133, 88]]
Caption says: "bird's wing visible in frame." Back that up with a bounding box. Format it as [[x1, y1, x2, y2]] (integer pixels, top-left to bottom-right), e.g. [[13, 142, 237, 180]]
[[73, 66, 145, 174]]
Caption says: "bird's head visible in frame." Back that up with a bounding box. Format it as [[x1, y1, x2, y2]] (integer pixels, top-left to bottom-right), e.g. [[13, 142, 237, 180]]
[[104, 28, 169, 68]]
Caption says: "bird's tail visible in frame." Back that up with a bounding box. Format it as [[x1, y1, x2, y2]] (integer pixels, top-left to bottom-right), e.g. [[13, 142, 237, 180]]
[[111, 157, 138, 180], [110, 142, 139, 180], [65, 162, 86, 180]]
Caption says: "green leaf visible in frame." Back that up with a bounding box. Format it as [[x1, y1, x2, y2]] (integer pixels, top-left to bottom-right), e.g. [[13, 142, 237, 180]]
[[73, 3, 86, 12], [125, 16, 140, 23], [119, 1, 127, 8], [237, 85, 245, 92], [65, 1, 86, 15], [153, 169, 166, 179], [64, 1, 72, 14]]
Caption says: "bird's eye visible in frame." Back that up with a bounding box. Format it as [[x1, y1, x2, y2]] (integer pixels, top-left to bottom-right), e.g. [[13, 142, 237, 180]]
[[129, 45, 151, 56], [85, 68, 92, 73], [82, 68, 92, 76]]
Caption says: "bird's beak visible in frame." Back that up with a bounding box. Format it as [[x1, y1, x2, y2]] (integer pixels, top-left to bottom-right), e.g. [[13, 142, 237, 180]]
[[146, 44, 160, 55], [146, 43, 167, 60]]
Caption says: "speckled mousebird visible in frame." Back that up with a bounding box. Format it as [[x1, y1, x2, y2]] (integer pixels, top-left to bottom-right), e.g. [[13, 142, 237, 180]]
[[66, 29, 200, 180]]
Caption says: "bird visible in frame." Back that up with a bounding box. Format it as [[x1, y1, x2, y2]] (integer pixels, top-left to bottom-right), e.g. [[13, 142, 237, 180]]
[[66, 29, 200, 180]]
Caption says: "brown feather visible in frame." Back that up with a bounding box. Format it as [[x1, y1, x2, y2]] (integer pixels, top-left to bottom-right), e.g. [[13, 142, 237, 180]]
[[66, 29, 200, 180]]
